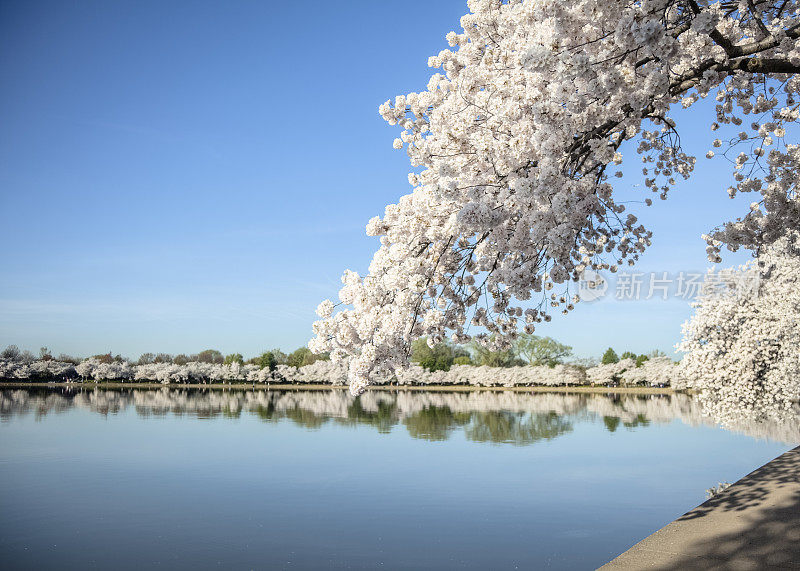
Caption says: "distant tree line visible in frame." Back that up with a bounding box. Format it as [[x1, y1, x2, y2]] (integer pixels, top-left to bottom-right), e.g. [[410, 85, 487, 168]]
[[1, 345, 81, 365], [2, 341, 670, 375], [410, 333, 575, 372], [0, 344, 330, 371], [600, 348, 667, 368], [0, 341, 681, 389], [406, 336, 674, 376]]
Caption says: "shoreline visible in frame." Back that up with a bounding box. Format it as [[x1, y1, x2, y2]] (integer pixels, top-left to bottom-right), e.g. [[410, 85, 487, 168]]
[[0, 381, 680, 395], [600, 445, 800, 569]]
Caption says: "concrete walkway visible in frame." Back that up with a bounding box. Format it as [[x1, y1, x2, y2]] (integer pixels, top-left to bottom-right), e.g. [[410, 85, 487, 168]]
[[600, 445, 800, 570]]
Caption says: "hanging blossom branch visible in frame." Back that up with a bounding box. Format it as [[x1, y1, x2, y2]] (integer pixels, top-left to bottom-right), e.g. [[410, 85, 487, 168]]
[[310, 0, 800, 395]]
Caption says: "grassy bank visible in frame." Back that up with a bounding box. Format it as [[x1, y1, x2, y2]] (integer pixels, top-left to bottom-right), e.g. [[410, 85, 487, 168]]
[[0, 381, 680, 395]]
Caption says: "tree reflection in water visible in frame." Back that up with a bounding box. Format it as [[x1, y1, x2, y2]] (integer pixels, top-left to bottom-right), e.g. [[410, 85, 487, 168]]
[[403, 406, 472, 441], [464, 411, 573, 446], [1, 388, 798, 445]]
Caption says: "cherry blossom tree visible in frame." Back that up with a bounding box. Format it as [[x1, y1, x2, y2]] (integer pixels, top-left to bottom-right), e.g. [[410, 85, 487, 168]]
[[621, 355, 684, 386], [586, 358, 637, 385], [678, 234, 800, 425], [310, 0, 800, 394]]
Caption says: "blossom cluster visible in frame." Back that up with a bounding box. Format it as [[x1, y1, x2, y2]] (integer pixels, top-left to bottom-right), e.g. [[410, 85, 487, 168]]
[[0, 359, 76, 381], [311, 0, 800, 394], [678, 236, 800, 426]]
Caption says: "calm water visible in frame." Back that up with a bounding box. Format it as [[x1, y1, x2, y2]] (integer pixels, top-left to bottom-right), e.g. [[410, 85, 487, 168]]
[[0, 388, 795, 570]]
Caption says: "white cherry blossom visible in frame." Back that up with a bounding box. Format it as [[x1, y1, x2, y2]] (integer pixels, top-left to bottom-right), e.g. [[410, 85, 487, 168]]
[[311, 0, 800, 394], [678, 235, 800, 426]]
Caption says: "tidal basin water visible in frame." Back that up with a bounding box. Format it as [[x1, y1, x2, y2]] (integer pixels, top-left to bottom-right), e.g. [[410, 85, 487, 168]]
[[0, 388, 796, 570]]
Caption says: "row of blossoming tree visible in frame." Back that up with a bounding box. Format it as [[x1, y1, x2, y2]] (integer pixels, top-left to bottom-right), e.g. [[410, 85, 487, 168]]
[[0, 346, 678, 387]]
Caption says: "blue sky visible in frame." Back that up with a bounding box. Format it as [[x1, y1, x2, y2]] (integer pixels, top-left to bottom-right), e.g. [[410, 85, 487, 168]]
[[0, 0, 756, 360]]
